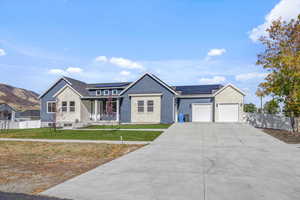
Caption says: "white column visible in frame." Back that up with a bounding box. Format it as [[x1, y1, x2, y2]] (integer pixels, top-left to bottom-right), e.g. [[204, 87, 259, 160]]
[[116, 99, 120, 122], [94, 100, 98, 121]]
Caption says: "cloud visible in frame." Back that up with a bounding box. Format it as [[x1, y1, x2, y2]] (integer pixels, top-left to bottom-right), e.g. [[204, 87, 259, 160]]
[[120, 70, 131, 76], [235, 72, 268, 81], [110, 57, 144, 69], [199, 76, 226, 84], [207, 48, 226, 57], [95, 56, 108, 62], [94, 55, 144, 70], [0, 48, 6, 56], [48, 69, 66, 75], [48, 67, 83, 75], [249, 0, 300, 42], [66, 67, 82, 73]]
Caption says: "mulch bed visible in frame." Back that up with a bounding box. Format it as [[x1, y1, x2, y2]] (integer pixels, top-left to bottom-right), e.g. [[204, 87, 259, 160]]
[[260, 128, 300, 144]]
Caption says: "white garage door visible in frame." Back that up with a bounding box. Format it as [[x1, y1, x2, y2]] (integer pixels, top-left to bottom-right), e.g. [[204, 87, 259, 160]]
[[218, 104, 239, 122], [192, 104, 212, 122]]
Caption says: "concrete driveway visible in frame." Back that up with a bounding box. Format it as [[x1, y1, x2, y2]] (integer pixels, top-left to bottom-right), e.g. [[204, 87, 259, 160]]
[[42, 123, 300, 200]]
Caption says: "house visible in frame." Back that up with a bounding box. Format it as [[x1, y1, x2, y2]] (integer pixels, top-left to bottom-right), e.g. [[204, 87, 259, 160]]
[[0, 103, 16, 121], [15, 110, 40, 121], [39, 73, 245, 127]]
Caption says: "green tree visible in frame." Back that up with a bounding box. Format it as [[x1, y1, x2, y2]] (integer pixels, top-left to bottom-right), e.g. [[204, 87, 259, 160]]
[[263, 99, 280, 114], [257, 15, 300, 131], [256, 88, 265, 113], [244, 103, 257, 113]]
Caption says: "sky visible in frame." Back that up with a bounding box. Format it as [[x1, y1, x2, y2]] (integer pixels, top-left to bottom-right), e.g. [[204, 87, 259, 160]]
[[0, 0, 300, 106]]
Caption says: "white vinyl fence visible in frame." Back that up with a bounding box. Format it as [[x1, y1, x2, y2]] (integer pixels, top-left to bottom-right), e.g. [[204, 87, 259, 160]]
[[245, 113, 294, 131], [0, 120, 41, 129]]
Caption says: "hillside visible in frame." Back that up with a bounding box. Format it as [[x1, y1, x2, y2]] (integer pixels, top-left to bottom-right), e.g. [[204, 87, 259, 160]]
[[0, 83, 40, 111]]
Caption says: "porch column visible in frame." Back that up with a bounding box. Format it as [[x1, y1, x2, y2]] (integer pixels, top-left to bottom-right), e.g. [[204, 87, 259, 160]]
[[116, 99, 120, 122], [94, 100, 98, 121]]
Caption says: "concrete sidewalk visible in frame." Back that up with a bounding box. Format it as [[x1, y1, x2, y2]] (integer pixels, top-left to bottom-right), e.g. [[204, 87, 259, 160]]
[[42, 123, 300, 200], [0, 138, 151, 145]]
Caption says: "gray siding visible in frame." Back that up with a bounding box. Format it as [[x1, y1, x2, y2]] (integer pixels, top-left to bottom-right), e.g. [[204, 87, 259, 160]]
[[177, 98, 212, 122], [120, 74, 175, 124], [40, 79, 68, 122]]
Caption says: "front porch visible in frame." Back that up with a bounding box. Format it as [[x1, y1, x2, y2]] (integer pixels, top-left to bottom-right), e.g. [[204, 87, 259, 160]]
[[83, 97, 120, 122]]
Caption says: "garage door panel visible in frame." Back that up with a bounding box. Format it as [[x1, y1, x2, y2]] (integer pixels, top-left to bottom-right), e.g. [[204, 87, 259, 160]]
[[192, 104, 212, 122], [218, 104, 239, 122]]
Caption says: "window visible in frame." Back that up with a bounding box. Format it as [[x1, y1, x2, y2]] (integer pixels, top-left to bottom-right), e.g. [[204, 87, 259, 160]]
[[137, 100, 144, 112], [61, 101, 67, 112], [112, 89, 118, 95], [147, 100, 154, 112], [96, 90, 101, 95], [70, 101, 75, 112], [47, 102, 56, 113], [103, 90, 109, 95]]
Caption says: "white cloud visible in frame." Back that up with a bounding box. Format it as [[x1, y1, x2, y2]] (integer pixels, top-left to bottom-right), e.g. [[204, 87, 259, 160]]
[[66, 67, 82, 73], [207, 48, 226, 56], [95, 56, 108, 62], [120, 70, 131, 76], [48, 69, 66, 75], [0, 48, 6, 56], [48, 67, 83, 75], [249, 0, 300, 42], [110, 57, 144, 69], [199, 76, 226, 84], [235, 72, 268, 81]]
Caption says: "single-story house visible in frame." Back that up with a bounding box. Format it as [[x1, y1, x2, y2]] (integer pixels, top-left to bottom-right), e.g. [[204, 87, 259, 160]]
[[0, 103, 16, 121], [39, 73, 245, 127]]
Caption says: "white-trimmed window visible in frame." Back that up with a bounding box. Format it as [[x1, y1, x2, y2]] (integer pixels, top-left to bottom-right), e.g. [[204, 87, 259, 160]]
[[47, 101, 56, 113], [137, 100, 144, 112], [96, 90, 101, 95], [147, 100, 154, 112], [112, 89, 118, 95], [103, 90, 109, 95], [69, 101, 75, 112], [61, 101, 67, 112]]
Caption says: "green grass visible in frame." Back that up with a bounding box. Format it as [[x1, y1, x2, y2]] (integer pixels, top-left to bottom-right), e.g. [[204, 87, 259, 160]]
[[0, 128, 162, 141], [83, 124, 172, 129]]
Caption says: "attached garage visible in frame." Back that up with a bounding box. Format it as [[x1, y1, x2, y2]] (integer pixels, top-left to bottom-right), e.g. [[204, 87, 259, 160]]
[[192, 104, 212, 122], [217, 103, 239, 122]]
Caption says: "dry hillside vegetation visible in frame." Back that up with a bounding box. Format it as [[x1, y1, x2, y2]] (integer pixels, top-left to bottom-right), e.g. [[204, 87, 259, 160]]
[[0, 141, 144, 194], [0, 83, 39, 110]]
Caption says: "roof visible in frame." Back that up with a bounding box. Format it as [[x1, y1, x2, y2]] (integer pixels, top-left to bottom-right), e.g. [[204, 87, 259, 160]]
[[87, 82, 131, 88], [174, 84, 223, 95]]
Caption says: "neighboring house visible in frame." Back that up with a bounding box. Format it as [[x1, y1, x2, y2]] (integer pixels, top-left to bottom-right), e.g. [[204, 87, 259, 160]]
[[39, 73, 245, 127], [15, 110, 40, 121], [0, 103, 16, 121]]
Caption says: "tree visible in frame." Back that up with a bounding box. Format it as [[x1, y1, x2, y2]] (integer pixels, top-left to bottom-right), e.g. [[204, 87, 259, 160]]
[[244, 103, 257, 113], [256, 88, 265, 113], [257, 15, 300, 131], [263, 99, 280, 114]]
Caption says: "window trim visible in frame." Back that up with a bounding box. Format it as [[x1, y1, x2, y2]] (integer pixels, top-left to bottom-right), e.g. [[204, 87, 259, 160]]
[[96, 90, 101, 96], [137, 100, 144, 113], [69, 101, 75, 112], [103, 90, 109, 95], [61, 101, 68, 112], [112, 89, 118, 95], [147, 100, 154, 112], [47, 101, 57, 113]]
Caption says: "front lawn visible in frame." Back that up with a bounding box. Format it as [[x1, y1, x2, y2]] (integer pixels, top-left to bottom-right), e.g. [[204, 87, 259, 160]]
[[0, 141, 143, 194], [0, 128, 162, 141], [83, 123, 172, 129]]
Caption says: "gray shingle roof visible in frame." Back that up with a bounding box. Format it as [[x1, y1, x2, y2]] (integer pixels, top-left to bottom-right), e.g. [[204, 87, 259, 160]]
[[173, 84, 223, 95], [87, 82, 131, 88]]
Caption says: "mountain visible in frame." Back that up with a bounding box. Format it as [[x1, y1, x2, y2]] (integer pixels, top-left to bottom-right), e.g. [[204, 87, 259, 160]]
[[0, 83, 40, 111]]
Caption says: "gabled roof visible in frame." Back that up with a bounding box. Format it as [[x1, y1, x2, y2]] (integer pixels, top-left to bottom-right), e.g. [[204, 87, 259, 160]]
[[119, 73, 178, 95], [174, 84, 223, 95], [213, 83, 246, 96], [87, 82, 131, 89]]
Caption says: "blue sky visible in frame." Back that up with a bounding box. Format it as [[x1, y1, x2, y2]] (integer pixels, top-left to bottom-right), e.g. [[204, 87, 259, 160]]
[[0, 0, 299, 105]]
